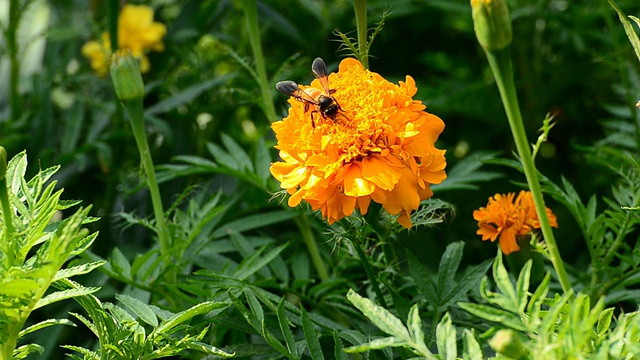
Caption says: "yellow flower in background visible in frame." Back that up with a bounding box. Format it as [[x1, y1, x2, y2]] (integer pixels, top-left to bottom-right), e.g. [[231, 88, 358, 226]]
[[270, 58, 447, 228], [82, 4, 166, 76], [473, 190, 558, 254]]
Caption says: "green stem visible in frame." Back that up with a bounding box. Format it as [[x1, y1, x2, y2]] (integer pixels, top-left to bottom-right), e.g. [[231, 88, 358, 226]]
[[353, 236, 388, 308], [241, 0, 278, 122], [0, 175, 15, 269], [353, 0, 369, 69], [122, 100, 171, 269], [295, 215, 329, 281], [7, 0, 20, 124], [484, 47, 571, 293]]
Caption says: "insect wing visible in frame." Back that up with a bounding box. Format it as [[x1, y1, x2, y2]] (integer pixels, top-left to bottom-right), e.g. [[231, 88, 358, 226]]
[[276, 80, 319, 105], [311, 57, 334, 95]]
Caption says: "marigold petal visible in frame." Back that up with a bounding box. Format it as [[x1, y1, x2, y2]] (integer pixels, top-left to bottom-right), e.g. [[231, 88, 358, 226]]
[[498, 229, 520, 255], [361, 156, 401, 190]]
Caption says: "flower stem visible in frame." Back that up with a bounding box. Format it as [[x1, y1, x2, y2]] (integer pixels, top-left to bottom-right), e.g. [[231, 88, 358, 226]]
[[353, 0, 369, 69], [241, 0, 278, 122], [122, 99, 171, 270], [295, 215, 329, 281], [484, 47, 571, 293], [353, 236, 388, 308]]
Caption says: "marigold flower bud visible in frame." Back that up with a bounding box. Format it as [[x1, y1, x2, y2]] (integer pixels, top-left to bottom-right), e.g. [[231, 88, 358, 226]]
[[471, 0, 513, 51], [110, 50, 144, 101], [0, 146, 6, 181], [489, 329, 528, 359]]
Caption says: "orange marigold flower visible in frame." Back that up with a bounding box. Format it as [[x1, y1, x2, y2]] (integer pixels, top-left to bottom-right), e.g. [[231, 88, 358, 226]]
[[270, 58, 447, 228], [82, 4, 166, 76], [473, 190, 558, 254]]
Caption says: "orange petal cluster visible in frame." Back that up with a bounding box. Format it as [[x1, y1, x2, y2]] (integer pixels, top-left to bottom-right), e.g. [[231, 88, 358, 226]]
[[270, 58, 447, 228], [82, 4, 166, 76], [473, 191, 558, 254]]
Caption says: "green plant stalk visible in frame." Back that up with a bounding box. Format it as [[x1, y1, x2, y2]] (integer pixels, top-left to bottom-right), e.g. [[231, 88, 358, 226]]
[[7, 0, 20, 124], [484, 47, 571, 293], [122, 100, 171, 268], [353, 0, 369, 69], [353, 236, 388, 308], [241, 0, 278, 122], [294, 215, 329, 281], [0, 173, 15, 268]]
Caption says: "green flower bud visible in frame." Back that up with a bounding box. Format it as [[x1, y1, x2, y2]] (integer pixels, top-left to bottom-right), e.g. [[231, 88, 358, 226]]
[[0, 146, 6, 181], [471, 0, 513, 51], [110, 50, 145, 101], [489, 329, 529, 360]]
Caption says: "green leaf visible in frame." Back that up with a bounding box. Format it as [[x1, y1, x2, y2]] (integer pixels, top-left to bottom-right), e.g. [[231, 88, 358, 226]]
[[254, 137, 271, 185], [212, 210, 298, 238], [462, 329, 484, 360], [301, 305, 325, 360], [492, 251, 519, 311], [221, 133, 254, 172], [458, 303, 528, 332], [435, 313, 457, 360], [608, 0, 640, 64], [277, 298, 297, 355], [407, 304, 424, 344], [344, 336, 406, 353], [407, 251, 439, 310], [34, 287, 100, 310], [144, 74, 236, 116], [116, 294, 158, 328], [182, 340, 235, 357], [13, 343, 44, 359], [154, 301, 228, 335], [437, 242, 464, 300], [18, 318, 76, 339], [244, 288, 265, 323], [333, 331, 349, 360], [110, 247, 132, 279], [515, 260, 532, 313], [346, 289, 410, 340], [232, 242, 288, 281], [261, 320, 296, 359], [60, 345, 99, 360], [53, 260, 105, 282], [597, 307, 615, 336]]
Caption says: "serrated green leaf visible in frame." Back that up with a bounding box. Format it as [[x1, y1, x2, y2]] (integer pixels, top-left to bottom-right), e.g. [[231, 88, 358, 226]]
[[344, 336, 406, 353], [515, 260, 533, 313], [261, 320, 296, 359], [407, 251, 439, 310], [436, 313, 457, 360], [347, 289, 410, 340], [597, 307, 615, 336], [183, 340, 235, 357], [301, 305, 324, 360], [277, 298, 297, 355], [437, 242, 464, 301], [116, 294, 158, 328], [233, 242, 288, 281], [69, 312, 98, 336], [441, 259, 492, 310], [333, 331, 349, 360], [110, 247, 131, 279], [245, 288, 264, 323], [18, 318, 75, 339], [492, 251, 518, 311], [221, 133, 254, 172], [407, 305, 424, 344], [154, 301, 228, 335], [13, 343, 44, 359], [608, 0, 640, 63], [61, 345, 99, 359], [53, 260, 105, 282], [458, 303, 527, 332], [462, 329, 483, 360], [34, 287, 100, 310]]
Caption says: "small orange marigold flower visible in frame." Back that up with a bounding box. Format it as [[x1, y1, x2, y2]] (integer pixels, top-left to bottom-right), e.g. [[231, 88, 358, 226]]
[[473, 190, 558, 254], [82, 4, 166, 76], [270, 58, 447, 228]]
